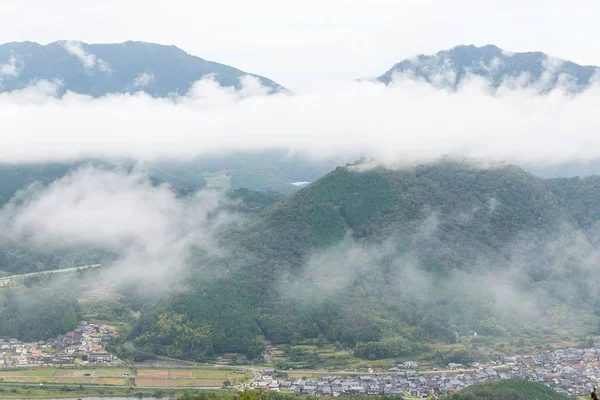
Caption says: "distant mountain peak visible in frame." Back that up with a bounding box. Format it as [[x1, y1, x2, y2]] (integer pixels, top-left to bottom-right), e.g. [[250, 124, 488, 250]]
[[379, 44, 599, 91], [0, 40, 284, 97]]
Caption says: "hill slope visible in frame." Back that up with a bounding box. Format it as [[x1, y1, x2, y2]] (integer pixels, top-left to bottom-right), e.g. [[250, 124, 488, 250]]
[[0, 41, 283, 96], [378, 44, 599, 90], [447, 379, 569, 400], [5, 160, 600, 361], [129, 161, 600, 360]]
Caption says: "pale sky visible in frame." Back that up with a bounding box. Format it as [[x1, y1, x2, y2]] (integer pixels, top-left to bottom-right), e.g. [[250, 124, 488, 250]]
[[2, 0, 600, 90]]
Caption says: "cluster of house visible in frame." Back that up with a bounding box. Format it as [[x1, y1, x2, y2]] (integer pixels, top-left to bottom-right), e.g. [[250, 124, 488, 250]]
[[0, 321, 115, 368], [255, 365, 506, 398], [510, 347, 600, 396], [254, 347, 600, 398]]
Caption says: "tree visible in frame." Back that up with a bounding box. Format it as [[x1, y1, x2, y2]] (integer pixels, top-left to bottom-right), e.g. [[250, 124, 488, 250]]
[[61, 306, 78, 332]]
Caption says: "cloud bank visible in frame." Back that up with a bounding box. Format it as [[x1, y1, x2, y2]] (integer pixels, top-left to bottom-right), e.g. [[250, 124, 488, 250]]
[[0, 167, 238, 289], [0, 64, 599, 168]]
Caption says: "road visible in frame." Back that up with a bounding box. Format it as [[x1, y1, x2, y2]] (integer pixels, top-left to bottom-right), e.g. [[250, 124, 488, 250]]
[[1, 263, 102, 282]]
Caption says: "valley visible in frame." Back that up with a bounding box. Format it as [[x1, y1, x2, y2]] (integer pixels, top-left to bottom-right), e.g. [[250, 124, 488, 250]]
[[2, 27, 600, 400]]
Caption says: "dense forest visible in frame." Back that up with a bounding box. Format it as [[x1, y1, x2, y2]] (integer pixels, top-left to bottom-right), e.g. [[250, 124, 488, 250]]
[[126, 161, 600, 360], [0, 275, 81, 340], [4, 160, 600, 363]]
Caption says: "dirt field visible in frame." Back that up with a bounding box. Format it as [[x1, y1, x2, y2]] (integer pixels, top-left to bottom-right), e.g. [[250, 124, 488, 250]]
[[135, 378, 174, 387], [138, 368, 232, 379], [53, 376, 128, 385], [0, 367, 239, 388], [136, 369, 169, 378], [135, 377, 225, 388], [54, 368, 129, 378], [168, 369, 193, 378]]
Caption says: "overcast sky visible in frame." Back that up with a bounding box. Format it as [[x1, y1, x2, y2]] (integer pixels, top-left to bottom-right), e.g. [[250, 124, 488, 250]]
[[2, 0, 600, 90]]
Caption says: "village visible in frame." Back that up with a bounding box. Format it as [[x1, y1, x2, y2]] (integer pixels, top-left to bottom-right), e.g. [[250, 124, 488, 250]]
[[254, 347, 600, 398], [4, 328, 600, 398], [0, 321, 117, 368]]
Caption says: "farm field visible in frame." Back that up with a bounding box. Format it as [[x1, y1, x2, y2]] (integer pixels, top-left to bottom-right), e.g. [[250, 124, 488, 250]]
[[0, 367, 246, 388], [0, 368, 129, 385], [135, 368, 247, 388]]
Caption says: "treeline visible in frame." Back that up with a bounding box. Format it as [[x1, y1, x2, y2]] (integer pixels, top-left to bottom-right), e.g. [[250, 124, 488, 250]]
[[0, 276, 81, 340], [353, 336, 414, 360], [447, 379, 568, 400]]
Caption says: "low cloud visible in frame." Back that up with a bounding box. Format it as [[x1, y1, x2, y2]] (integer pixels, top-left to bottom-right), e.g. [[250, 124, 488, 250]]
[[0, 56, 20, 77], [282, 206, 600, 335], [132, 72, 155, 88], [61, 41, 112, 73], [0, 166, 239, 290], [0, 61, 599, 169]]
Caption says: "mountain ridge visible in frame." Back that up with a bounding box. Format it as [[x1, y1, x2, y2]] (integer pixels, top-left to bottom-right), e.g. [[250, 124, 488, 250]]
[[378, 44, 600, 90], [0, 40, 284, 97]]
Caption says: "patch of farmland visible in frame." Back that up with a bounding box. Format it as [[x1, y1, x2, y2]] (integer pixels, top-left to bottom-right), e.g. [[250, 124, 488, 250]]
[[135, 377, 174, 387], [0, 371, 26, 377], [168, 370, 193, 378], [94, 368, 130, 377], [15, 377, 50, 383], [25, 369, 56, 377], [136, 369, 169, 378], [95, 377, 128, 385], [194, 378, 224, 387], [191, 369, 229, 378]]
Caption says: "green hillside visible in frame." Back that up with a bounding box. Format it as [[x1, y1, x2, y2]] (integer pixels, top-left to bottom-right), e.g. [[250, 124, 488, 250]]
[[129, 161, 600, 361], [447, 379, 570, 400], [5, 160, 600, 362]]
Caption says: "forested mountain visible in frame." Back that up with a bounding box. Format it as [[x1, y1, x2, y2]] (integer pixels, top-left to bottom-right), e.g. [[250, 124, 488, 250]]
[[5, 160, 600, 360], [0, 186, 283, 340], [0, 41, 283, 96], [128, 161, 600, 361], [0, 152, 339, 277], [378, 44, 599, 90]]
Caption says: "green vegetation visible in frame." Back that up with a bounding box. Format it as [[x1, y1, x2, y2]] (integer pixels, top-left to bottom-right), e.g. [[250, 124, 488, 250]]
[[0, 275, 81, 340], [132, 161, 600, 362], [353, 336, 414, 360], [5, 160, 600, 365], [447, 379, 569, 400]]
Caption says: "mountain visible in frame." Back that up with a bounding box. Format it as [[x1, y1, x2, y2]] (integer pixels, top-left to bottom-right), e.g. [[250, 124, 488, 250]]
[[378, 44, 599, 90], [5, 158, 600, 362], [127, 160, 600, 361], [0, 41, 283, 97]]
